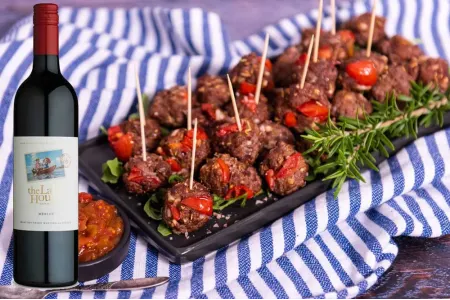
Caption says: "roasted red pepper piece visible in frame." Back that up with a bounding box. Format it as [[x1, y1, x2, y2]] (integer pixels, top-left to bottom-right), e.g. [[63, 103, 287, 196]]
[[166, 158, 182, 172], [217, 158, 230, 183], [265, 169, 275, 190], [170, 205, 181, 220], [216, 122, 247, 137], [318, 45, 333, 60], [225, 185, 254, 200], [181, 195, 213, 216], [78, 192, 93, 204], [107, 125, 122, 144], [346, 60, 378, 86], [107, 125, 134, 161], [284, 112, 298, 128], [295, 53, 308, 65], [297, 100, 329, 121], [127, 167, 161, 185], [257, 57, 273, 72], [240, 94, 257, 113], [201, 103, 216, 120], [276, 152, 301, 179], [239, 82, 257, 95], [181, 128, 208, 150], [338, 29, 355, 42]]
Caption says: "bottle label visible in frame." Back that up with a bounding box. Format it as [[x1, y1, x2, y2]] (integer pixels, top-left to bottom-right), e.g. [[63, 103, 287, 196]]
[[13, 137, 78, 231]]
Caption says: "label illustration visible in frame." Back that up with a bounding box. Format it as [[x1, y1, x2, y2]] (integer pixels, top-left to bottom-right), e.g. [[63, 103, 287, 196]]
[[13, 137, 78, 231]]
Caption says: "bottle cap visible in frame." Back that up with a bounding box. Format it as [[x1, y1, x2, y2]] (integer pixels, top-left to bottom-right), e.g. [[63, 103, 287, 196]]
[[33, 3, 59, 26]]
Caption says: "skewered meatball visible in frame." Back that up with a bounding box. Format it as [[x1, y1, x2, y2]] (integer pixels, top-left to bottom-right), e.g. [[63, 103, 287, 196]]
[[274, 87, 328, 133], [225, 93, 272, 125], [120, 118, 161, 155], [148, 86, 194, 128], [377, 35, 424, 79], [157, 128, 211, 174], [339, 57, 379, 92], [418, 58, 449, 93], [195, 75, 230, 107], [191, 104, 229, 133], [273, 46, 301, 87], [199, 154, 262, 198], [229, 52, 274, 91], [259, 120, 295, 150], [259, 142, 308, 196], [285, 82, 330, 113], [291, 60, 338, 98], [332, 90, 373, 119], [163, 180, 213, 234], [122, 154, 171, 195], [372, 64, 413, 102], [342, 13, 386, 47], [213, 118, 263, 165]]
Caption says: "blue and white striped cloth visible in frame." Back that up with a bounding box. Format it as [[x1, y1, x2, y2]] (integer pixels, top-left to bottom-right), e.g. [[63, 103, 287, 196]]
[[1, 0, 450, 298]]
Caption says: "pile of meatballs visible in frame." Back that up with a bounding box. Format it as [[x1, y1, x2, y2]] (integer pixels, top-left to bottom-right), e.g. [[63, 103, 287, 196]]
[[106, 12, 449, 235]]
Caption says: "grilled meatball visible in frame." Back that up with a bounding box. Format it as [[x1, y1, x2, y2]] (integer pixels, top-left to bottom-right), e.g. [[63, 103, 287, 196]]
[[199, 154, 262, 198], [285, 82, 330, 112], [342, 13, 386, 47], [213, 118, 263, 165], [191, 104, 229, 133], [259, 142, 308, 196], [377, 35, 424, 79], [273, 46, 301, 87], [229, 52, 274, 91], [148, 86, 194, 128], [418, 58, 449, 93], [163, 180, 212, 234], [274, 87, 328, 133], [156, 128, 211, 174], [291, 60, 338, 98], [372, 64, 413, 102], [195, 75, 230, 107], [225, 93, 272, 125], [259, 120, 295, 150], [120, 118, 161, 155], [122, 154, 171, 195], [339, 57, 379, 92], [332, 90, 372, 119]]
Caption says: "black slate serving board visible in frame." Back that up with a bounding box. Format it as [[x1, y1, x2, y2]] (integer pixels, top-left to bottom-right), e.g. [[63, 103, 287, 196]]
[[79, 111, 450, 263]]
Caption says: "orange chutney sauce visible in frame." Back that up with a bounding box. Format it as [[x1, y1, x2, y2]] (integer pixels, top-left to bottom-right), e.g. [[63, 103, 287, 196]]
[[78, 192, 124, 263]]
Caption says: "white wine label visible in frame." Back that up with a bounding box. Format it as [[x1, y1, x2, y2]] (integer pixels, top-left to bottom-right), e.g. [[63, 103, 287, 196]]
[[13, 137, 78, 231]]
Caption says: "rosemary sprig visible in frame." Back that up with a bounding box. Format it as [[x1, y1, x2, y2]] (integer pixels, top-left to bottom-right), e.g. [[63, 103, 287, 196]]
[[302, 82, 450, 198]]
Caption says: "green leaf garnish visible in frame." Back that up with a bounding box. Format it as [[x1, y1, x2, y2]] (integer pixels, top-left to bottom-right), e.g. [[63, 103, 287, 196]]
[[168, 174, 184, 184], [101, 158, 124, 184], [100, 126, 108, 135], [160, 126, 171, 137], [128, 113, 139, 121], [157, 223, 172, 236], [213, 193, 248, 211], [143, 198, 162, 221]]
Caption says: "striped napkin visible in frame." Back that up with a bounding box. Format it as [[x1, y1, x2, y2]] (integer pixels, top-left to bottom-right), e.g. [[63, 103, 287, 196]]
[[1, 0, 449, 298]]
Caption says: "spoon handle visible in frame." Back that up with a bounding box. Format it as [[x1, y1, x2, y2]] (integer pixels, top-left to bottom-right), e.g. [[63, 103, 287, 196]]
[[49, 277, 169, 294]]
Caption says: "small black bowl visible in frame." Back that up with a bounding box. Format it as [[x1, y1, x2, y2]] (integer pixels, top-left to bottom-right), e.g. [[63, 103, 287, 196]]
[[78, 195, 131, 282]]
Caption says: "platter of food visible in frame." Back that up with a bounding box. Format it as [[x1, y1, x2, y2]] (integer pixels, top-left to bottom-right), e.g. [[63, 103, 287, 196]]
[[79, 0, 450, 263]]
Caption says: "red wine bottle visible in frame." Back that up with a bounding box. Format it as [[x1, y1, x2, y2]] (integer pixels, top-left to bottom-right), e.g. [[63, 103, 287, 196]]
[[13, 4, 78, 287]]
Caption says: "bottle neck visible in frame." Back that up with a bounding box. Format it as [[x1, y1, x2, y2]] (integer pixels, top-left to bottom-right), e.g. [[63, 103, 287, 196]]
[[32, 24, 60, 74]]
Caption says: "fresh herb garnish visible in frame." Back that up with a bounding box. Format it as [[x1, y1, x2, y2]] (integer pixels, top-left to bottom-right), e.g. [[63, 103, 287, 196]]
[[168, 174, 184, 184], [160, 126, 171, 137], [303, 83, 449, 197], [128, 113, 139, 121], [101, 158, 124, 184], [100, 125, 108, 135], [143, 194, 162, 221], [157, 223, 172, 236], [128, 94, 150, 121], [213, 193, 248, 210]]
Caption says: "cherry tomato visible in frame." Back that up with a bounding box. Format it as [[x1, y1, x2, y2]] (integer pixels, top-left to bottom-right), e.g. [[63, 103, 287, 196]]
[[78, 192, 93, 204], [318, 45, 333, 60], [225, 185, 254, 200], [239, 82, 257, 95], [181, 195, 213, 216], [217, 158, 230, 183], [166, 158, 182, 172], [112, 133, 134, 161], [284, 112, 298, 128], [265, 169, 275, 190], [346, 60, 378, 86], [201, 103, 216, 120], [240, 94, 257, 113], [295, 53, 308, 65], [170, 205, 181, 220], [216, 122, 247, 137], [297, 100, 329, 121], [276, 152, 301, 179], [107, 125, 122, 144]]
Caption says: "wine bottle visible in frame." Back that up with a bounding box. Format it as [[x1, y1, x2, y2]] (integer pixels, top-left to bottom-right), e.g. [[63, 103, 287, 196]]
[[13, 3, 78, 287]]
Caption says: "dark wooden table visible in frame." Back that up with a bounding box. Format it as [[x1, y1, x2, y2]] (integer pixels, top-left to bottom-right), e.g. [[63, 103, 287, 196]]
[[2, 0, 449, 298]]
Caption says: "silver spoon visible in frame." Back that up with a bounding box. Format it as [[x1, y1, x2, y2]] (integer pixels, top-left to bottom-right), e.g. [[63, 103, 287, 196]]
[[0, 277, 169, 299]]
